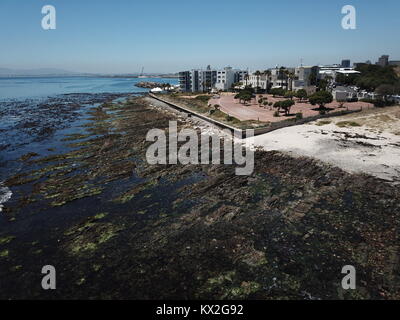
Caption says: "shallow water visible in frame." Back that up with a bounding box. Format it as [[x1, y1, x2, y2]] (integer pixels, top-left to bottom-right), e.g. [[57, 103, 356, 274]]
[[0, 76, 177, 100]]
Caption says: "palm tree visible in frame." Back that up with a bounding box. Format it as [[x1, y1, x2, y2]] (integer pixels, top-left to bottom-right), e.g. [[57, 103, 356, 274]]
[[283, 69, 294, 91], [287, 72, 296, 92], [263, 70, 272, 92], [279, 67, 288, 90], [254, 70, 261, 93], [244, 73, 249, 86], [325, 75, 334, 88]]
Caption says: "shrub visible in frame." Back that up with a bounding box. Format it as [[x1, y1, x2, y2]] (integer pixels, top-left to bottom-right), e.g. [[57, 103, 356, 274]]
[[316, 120, 332, 126], [273, 111, 280, 117], [270, 88, 287, 97], [336, 121, 361, 128], [295, 112, 303, 120], [360, 98, 395, 108], [195, 95, 211, 103]]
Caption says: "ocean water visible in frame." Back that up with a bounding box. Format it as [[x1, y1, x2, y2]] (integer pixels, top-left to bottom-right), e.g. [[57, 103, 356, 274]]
[[0, 76, 178, 210], [0, 76, 178, 100]]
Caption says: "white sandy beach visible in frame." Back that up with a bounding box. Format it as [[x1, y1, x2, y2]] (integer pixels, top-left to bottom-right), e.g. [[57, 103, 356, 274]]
[[253, 106, 400, 183]]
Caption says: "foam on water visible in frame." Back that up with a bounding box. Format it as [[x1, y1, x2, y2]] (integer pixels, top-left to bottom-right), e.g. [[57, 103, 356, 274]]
[[0, 182, 12, 212]]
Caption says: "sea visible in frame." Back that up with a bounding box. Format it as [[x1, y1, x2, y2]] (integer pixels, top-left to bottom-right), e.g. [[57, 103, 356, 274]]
[[0, 76, 178, 210], [0, 76, 178, 100]]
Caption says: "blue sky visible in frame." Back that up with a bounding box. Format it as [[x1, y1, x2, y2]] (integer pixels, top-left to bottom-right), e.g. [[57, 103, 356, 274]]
[[0, 0, 399, 73]]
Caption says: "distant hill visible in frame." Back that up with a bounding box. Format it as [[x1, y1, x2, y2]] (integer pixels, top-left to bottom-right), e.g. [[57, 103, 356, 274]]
[[0, 68, 81, 77], [0, 68, 179, 78]]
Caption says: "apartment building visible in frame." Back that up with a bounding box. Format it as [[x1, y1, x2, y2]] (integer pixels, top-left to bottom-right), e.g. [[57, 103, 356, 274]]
[[341, 59, 351, 68], [179, 66, 247, 92], [376, 55, 389, 67], [215, 67, 236, 91], [292, 66, 313, 90], [269, 67, 290, 89], [178, 66, 217, 93]]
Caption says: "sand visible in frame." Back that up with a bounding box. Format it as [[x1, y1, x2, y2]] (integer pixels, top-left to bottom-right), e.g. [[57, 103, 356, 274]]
[[252, 106, 400, 183]]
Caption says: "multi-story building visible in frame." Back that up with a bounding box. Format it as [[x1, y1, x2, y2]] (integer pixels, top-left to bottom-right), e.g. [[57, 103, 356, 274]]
[[292, 66, 313, 90], [376, 55, 389, 67], [179, 66, 247, 92], [245, 66, 314, 91], [269, 67, 290, 89], [234, 70, 248, 84], [245, 73, 269, 91], [341, 60, 351, 68], [178, 71, 191, 92], [178, 66, 217, 93], [215, 67, 242, 91]]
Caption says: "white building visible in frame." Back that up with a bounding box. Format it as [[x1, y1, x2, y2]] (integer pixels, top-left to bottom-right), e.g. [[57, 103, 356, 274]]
[[179, 66, 247, 92], [215, 67, 237, 91], [319, 65, 360, 81], [292, 66, 313, 90], [245, 73, 269, 90], [269, 68, 289, 89]]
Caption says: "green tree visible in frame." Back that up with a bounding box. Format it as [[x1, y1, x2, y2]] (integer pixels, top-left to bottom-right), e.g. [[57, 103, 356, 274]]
[[376, 84, 396, 97], [284, 91, 295, 100], [273, 100, 295, 116], [309, 91, 333, 109], [355, 64, 400, 92], [287, 71, 296, 91], [296, 89, 308, 101], [280, 100, 295, 116], [270, 88, 286, 97], [308, 66, 319, 86], [317, 78, 329, 91]]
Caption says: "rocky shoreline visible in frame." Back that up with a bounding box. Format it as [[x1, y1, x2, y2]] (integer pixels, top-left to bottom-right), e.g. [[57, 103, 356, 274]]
[[0, 96, 399, 299], [135, 81, 169, 89]]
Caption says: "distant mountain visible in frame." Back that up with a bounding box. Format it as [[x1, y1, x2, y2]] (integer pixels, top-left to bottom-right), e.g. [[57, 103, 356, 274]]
[[0, 68, 179, 78], [0, 68, 81, 76]]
